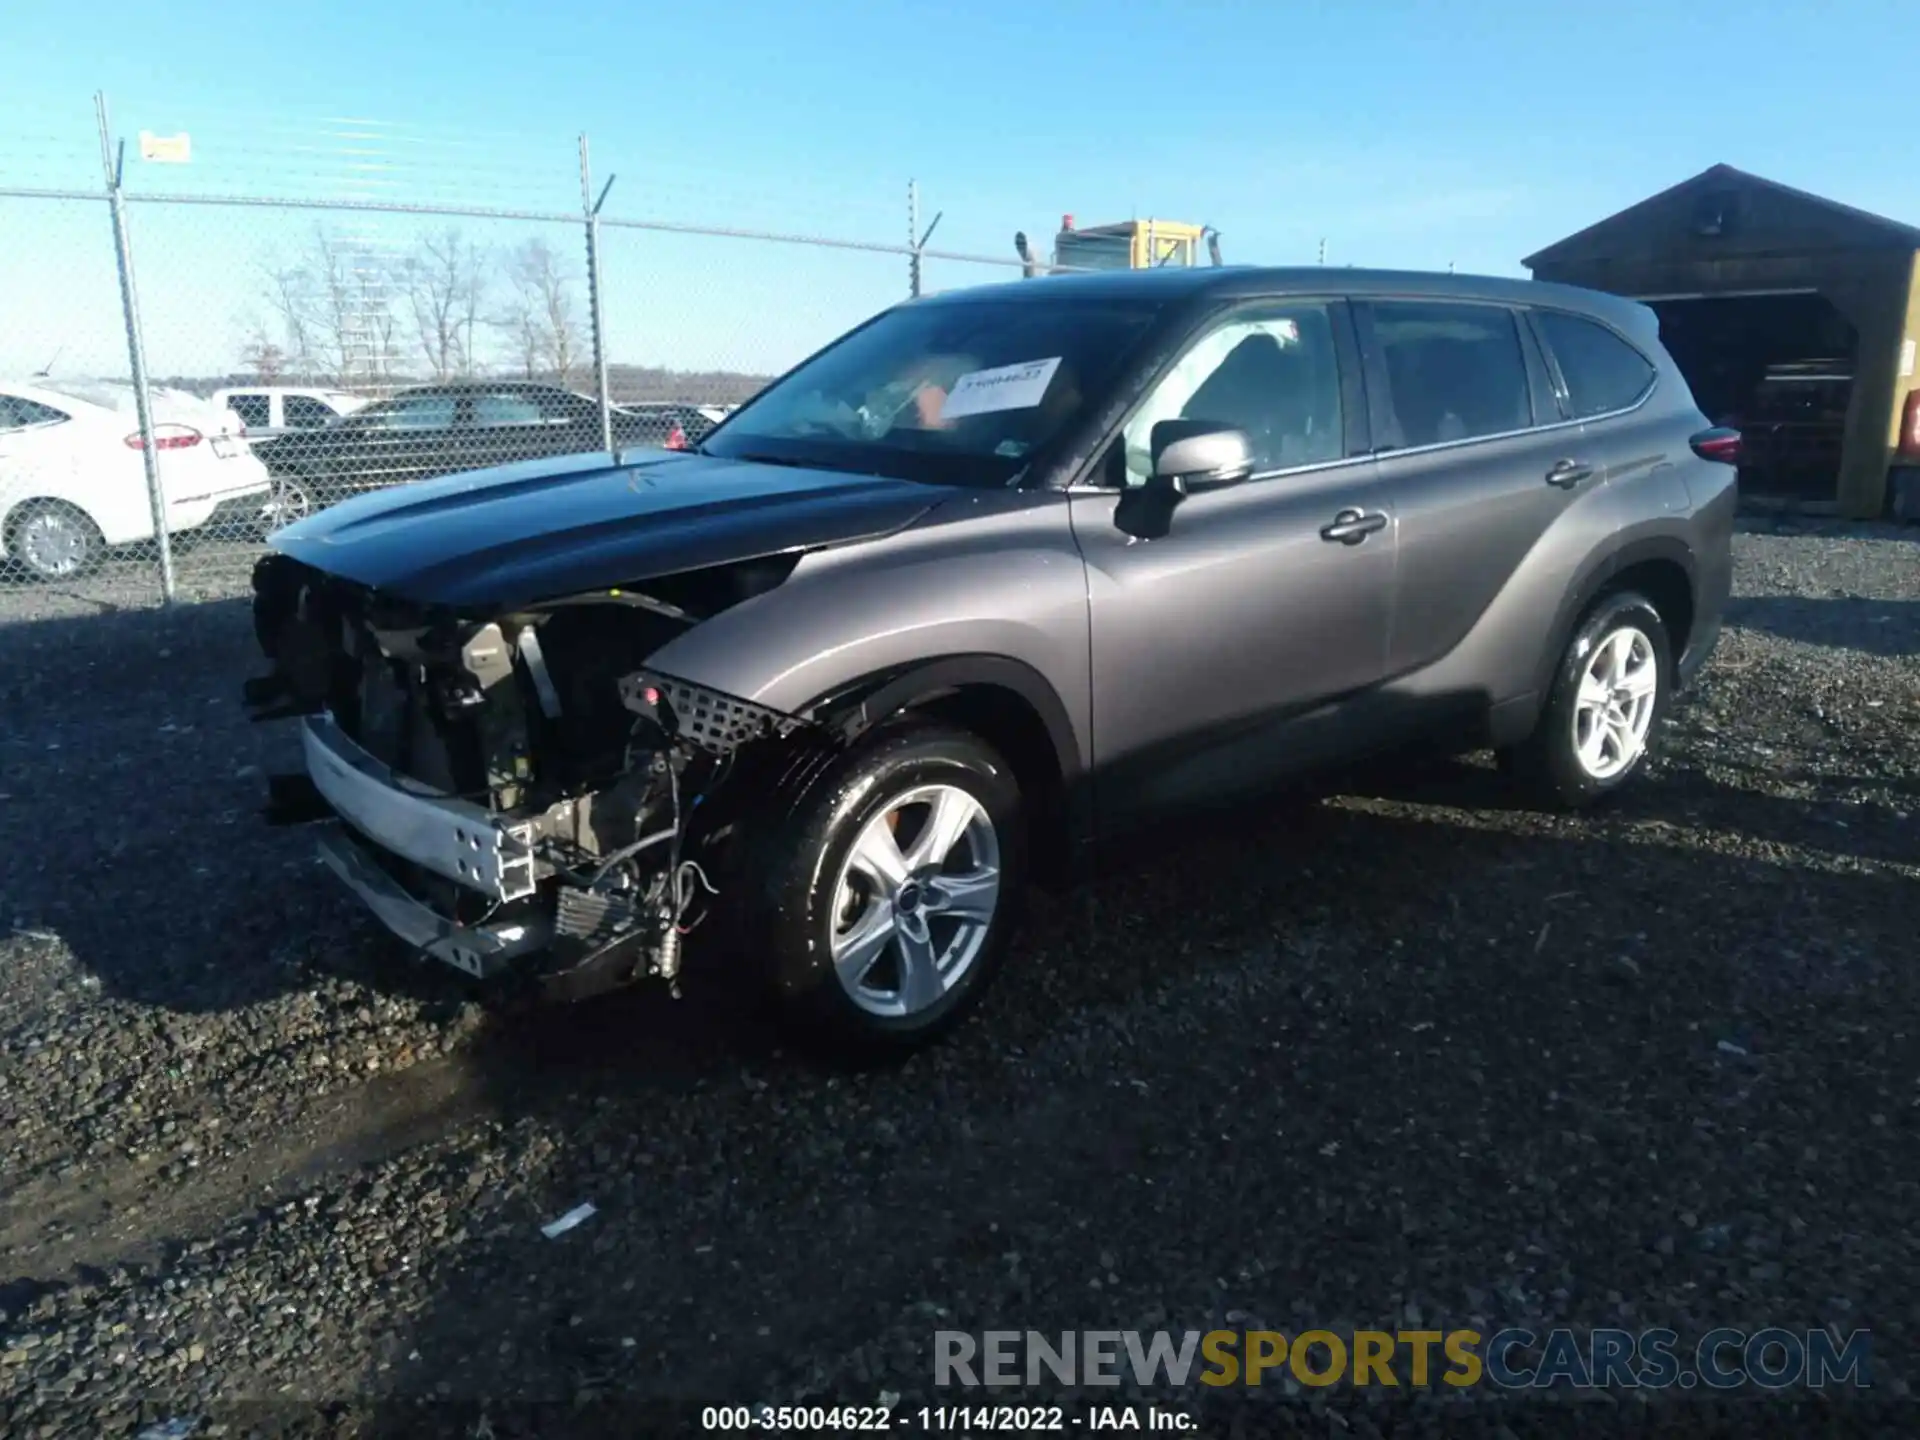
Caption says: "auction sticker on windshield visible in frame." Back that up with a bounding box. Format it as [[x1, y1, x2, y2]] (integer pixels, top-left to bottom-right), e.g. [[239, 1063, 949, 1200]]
[[938, 357, 1061, 420]]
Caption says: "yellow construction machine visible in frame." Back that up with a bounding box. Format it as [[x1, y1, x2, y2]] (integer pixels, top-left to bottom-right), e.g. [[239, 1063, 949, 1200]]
[[1014, 214, 1223, 276]]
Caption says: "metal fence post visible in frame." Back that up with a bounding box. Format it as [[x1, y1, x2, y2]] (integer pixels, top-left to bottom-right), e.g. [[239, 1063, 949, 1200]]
[[95, 92, 175, 605], [578, 134, 615, 453], [908, 180, 921, 298], [907, 180, 941, 301]]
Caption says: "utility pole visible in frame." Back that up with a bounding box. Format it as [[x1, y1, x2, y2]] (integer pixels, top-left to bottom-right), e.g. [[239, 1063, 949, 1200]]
[[1317, 237, 1327, 266]]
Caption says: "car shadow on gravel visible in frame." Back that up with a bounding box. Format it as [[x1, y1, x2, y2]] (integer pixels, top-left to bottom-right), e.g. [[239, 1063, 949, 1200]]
[[353, 767, 1918, 1426], [1320, 748, 1917, 869], [1723, 596, 1920, 658], [0, 599, 456, 1017]]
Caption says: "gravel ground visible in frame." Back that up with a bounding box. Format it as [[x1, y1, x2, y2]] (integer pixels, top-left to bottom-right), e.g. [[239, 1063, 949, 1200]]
[[2, 518, 1916, 1437]]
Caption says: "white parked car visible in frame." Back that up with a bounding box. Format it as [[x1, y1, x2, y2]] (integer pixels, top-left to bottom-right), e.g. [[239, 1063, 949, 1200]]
[[210, 386, 369, 528], [0, 378, 274, 582]]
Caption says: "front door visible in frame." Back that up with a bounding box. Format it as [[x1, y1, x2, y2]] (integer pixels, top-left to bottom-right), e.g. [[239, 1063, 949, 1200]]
[[1068, 298, 1397, 830]]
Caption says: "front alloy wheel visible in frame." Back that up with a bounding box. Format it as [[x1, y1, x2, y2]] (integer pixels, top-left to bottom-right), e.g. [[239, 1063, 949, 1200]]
[[755, 722, 1027, 1059], [830, 783, 1003, 1019]]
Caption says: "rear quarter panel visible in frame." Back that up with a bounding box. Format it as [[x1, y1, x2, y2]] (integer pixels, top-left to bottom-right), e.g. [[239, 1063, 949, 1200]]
[[1379, 393, 1721, 721]]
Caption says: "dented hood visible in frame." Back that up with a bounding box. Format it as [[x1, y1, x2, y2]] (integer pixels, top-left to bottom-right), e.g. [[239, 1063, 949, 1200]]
[[265, 449, 942, 611]]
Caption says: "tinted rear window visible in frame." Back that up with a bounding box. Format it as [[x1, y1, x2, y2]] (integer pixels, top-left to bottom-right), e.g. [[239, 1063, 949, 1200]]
[[1535, 310, 1656, 418], [1369, 301, 1532, 447]]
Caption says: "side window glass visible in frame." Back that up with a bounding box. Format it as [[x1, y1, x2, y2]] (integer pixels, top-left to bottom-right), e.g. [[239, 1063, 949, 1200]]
[[283, 396, 338, 428], [1535, 310, 1656, 418], [378, 395, 458, 431], [1119, 304, 1344, 486], [1370, 302, 1531, 448], [228, 394, 271, 429], [2, 397, 66, 430], [469, 393, 546, 427]]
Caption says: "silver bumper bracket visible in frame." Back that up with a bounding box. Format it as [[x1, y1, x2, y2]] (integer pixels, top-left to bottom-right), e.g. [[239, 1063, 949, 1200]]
[[315, 824, 550, 979], [301, 713, 540, 901]]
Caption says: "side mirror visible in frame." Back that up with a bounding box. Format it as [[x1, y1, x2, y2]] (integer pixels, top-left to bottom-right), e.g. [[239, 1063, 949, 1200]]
[[1148, 421, 1254, 496]]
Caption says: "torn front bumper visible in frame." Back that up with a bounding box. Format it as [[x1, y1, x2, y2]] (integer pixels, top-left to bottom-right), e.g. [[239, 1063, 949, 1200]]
[[294, 713, 644, 996], [266, 665, 817, 1000]]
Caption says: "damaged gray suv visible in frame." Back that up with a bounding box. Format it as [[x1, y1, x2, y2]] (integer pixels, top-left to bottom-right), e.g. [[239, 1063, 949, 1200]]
[[244, 267, 1737, 1055]]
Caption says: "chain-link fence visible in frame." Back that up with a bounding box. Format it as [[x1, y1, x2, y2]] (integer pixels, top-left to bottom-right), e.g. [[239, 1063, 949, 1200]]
[[0, 98, 1055, 604]]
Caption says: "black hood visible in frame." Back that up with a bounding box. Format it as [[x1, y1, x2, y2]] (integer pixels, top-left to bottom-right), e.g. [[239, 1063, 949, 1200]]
[[266, 449, 943, 611]]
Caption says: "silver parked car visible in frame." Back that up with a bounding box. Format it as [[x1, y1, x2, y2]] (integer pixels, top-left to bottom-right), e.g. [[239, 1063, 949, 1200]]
[[242, 267, 1737, 1056]]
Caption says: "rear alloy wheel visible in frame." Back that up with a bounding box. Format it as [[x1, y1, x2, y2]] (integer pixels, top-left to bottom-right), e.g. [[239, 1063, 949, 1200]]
[[260, 476, 313, 534], [1507, 590, 1672, 809], [755, 723, 1026, 1059], [1571, 626, 1660, 780], [7, 500, 104, 582]]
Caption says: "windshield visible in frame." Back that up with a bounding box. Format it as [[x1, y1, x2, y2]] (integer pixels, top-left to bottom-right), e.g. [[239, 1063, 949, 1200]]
[[700, 296, 1166, 486]]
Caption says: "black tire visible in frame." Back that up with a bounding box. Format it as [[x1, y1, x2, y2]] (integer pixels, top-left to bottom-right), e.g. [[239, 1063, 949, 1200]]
[[5, 499, 104, 583], [1506, 590, 1673, 809], [750, 721, 1027, 1062]]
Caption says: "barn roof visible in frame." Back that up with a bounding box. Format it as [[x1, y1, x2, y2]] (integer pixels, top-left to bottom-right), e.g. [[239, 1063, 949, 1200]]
[[1523, 164, 1920, 270]]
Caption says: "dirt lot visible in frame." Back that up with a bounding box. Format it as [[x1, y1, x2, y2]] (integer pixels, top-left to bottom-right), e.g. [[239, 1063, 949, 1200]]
[[2, 519, 1917, 1437]]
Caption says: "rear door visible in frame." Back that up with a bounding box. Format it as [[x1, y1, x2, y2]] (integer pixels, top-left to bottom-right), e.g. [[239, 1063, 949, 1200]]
[[454, 390, 568, 469], [1354, 298, 1586, 678], [532, 387, 611, 454]]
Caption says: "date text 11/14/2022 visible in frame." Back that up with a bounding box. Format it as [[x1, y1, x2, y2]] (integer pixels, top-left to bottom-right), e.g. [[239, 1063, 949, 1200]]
[[699, 1403, 1198, 1431]]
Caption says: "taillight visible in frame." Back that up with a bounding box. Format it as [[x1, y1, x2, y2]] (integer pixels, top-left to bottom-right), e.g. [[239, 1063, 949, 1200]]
[[1690, 426, 1743, 465], [1899, 391, 1920, 460], [664, 423, 688, 450], [124, 424, 203, 451]]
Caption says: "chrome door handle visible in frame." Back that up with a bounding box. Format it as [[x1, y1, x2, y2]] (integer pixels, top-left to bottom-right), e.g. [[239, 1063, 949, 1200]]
[[1319, 508, 1388, 545], [1546, 458, 1593, 488]]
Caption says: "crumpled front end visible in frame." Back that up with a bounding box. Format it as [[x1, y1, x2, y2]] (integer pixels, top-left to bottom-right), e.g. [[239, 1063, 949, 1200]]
[[242, 551, 824, 1001]]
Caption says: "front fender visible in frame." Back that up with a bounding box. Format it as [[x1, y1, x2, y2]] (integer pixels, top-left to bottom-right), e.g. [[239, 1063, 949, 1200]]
[[798, 651, 1083, 782], [639, 490, 1094, 774]]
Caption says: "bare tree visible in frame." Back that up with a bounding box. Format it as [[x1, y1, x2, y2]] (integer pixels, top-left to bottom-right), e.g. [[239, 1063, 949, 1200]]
[[239, 326, 287, 382], [495, 238, 582, 387], [261, 261, 315, 378], [259, 224, 402, 388], [403, 228, 488, 381]]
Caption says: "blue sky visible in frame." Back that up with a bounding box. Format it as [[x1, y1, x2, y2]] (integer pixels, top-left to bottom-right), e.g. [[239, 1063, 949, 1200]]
[[3, 0, 1915, 382]]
